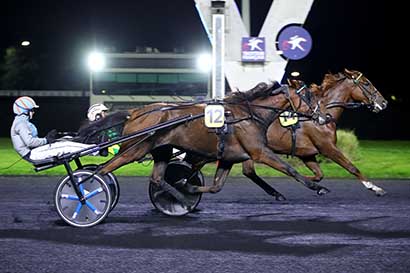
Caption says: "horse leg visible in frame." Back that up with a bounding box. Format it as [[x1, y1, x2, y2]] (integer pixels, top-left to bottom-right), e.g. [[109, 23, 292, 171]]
[[300, 155, 324, 182], [148, 147, 194, 206], [149, 147, 173, 185], [185, 152, 209, 171], [319, 144, 386, 196], [208, 161, 233, 193], [185, 161, 233, 194], [98, 141, 153, 175], [254, 147, 330, 195], [151, 160, 194, 206], [242, 160, 286, 201]]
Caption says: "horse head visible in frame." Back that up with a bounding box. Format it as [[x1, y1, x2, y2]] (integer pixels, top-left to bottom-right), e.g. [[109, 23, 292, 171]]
[[342, 69, 388, 113]]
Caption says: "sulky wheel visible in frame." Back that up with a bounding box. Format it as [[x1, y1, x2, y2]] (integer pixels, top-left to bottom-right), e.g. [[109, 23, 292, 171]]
[[54, 169, 112, 227], [82, 164, 120, 212], [149, 160, 204, 216]]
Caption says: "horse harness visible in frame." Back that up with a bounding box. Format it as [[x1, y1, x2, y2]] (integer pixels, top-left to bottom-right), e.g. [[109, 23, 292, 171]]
[[214, 84, 320, 159], [117, 83, 322, 160], [278, 84, 326, 157], [208, 84, 327, 159], [325, 72, 378, 111]]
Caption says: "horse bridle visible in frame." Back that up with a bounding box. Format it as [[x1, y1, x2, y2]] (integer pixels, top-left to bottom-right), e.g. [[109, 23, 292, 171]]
[[326, 72, 380, 110], [352, 73, 380, 107]]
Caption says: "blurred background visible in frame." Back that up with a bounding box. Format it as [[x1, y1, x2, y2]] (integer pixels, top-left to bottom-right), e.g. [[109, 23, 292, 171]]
[[0, 0, 406, 139]]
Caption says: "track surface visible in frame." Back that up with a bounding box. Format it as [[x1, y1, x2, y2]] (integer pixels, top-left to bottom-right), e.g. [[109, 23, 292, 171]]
[[0, 176, 409, 273]]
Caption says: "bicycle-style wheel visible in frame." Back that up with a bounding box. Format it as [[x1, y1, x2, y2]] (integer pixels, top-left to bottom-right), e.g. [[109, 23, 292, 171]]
[[54, 170, 112, 227], [149, 160, 204, 216]]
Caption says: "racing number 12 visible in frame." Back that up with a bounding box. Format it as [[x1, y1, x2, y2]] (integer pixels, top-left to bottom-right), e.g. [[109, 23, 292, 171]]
[[204, 105, 225, 128], [207, 108, 223, 123]]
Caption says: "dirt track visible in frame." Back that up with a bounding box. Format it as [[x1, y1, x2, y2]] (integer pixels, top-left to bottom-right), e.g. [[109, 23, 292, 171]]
[[1, 176, 409, 273]]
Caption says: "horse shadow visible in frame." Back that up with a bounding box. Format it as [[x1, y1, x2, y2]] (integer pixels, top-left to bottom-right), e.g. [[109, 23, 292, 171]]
[[31, 211, 410, 256]]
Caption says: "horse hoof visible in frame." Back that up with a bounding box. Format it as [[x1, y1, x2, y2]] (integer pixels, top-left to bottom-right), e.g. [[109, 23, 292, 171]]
[[317, 187, 330, 196], [375, 189, 387, 197]]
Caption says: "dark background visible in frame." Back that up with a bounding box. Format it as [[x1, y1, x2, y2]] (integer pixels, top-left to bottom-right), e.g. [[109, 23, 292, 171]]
[[0, 0, 407, 139]]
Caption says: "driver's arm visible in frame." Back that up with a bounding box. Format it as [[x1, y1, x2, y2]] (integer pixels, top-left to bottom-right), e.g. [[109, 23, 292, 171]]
[[15, 122, 47, 148]]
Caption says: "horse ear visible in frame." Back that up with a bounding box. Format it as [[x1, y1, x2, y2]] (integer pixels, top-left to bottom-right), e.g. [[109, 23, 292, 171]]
[[344, 68, 354, 77], [288, 79, 300, 88]]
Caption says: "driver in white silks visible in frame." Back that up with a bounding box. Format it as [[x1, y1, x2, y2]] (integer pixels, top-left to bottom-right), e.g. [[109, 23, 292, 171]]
[[10, 96, 98, 162]]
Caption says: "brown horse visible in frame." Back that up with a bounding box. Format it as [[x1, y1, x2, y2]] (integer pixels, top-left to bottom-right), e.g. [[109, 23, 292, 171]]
[[98, 82, 330, 202], [241, 69, 388, 198]]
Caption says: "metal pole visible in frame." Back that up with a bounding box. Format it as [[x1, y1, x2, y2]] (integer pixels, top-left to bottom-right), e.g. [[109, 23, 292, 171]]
[[89, 71, 93, 96], [242, 0, 250, 34], [211, 1, 226, 99]]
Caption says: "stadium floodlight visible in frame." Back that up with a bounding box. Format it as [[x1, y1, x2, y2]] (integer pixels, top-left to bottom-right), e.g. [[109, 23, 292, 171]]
[[290, 71, 300, 77], [87, 51, 106, 72], [196, 53, 212, 73]]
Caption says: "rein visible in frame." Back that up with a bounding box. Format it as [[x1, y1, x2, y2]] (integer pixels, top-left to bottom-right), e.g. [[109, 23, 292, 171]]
[[125, 84, 321, 130], [132, 99, 213, 120], [323, 73, 375, 110], [325, 101, 369, 110], [223, 83, 326, 128], [224, 101, 318, 128]]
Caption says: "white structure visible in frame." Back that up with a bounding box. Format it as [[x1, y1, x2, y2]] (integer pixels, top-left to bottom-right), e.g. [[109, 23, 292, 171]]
[[211, 2, 225, 99], [194, 0, 314, 91]]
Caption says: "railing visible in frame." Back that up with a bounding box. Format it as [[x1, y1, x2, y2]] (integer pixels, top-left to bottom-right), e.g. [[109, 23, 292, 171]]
[[0, 90, 88, 97]]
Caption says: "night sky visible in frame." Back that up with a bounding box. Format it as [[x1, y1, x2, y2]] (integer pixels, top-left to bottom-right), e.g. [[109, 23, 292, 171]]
[[0, 0, 401, 101]]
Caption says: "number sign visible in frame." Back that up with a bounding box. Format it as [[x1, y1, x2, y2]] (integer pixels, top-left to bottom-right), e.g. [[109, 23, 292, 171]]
[[204, 105, 225, 128]]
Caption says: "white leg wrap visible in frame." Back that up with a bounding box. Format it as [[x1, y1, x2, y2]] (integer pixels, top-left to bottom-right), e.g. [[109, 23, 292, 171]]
[[361, 181, 386, 196]]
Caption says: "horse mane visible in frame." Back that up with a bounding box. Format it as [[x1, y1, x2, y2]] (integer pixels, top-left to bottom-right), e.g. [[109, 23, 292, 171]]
[[77, 110, 131, 143], [288, 78, 323, 97], [320, 72, 345, 92], [224, 82, 278, 103], [309, 83, 323, 95]]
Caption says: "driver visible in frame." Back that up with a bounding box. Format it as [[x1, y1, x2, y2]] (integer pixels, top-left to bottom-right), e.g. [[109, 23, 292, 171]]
[[83, 103, 121, 155], [87, 103, 109, 122], [10, 96, 96, 162]]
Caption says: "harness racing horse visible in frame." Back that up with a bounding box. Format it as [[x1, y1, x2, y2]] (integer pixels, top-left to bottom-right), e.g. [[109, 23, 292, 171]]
[[241, 69, 388, 198], [97, 82, 330, 205]]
